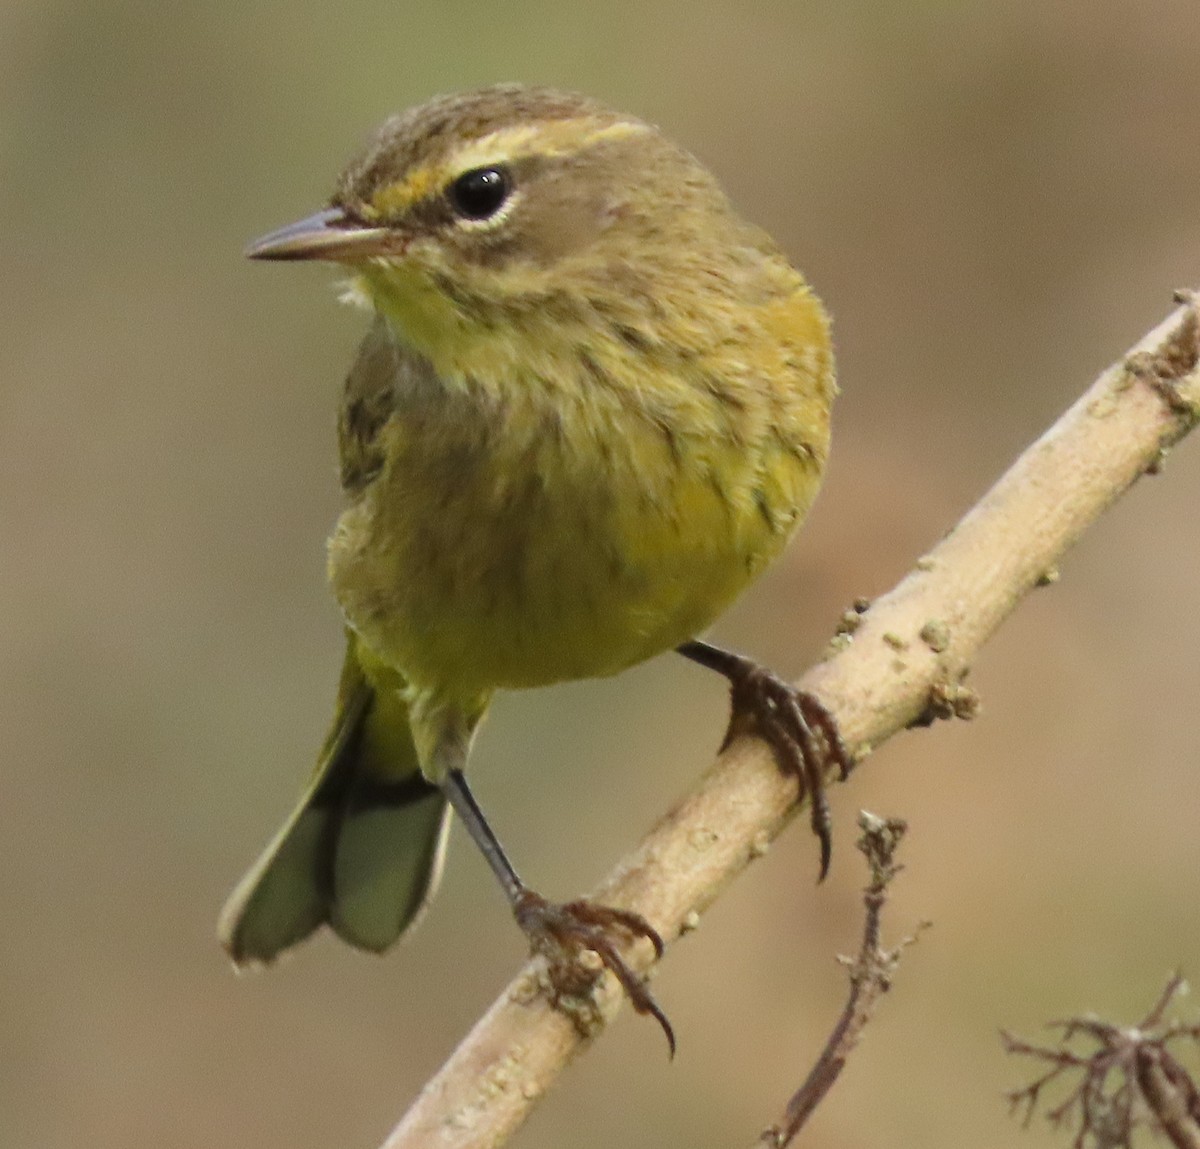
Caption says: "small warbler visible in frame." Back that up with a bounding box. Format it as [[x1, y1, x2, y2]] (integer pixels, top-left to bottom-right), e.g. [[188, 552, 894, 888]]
[[220, 85, 845, 1049]]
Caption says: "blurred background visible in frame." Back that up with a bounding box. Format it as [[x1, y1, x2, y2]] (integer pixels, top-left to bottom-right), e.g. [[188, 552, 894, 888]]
[[4, 1, 1199, 1146]]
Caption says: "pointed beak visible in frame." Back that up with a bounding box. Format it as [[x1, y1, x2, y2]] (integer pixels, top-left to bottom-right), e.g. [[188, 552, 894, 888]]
[[245, 207, 392, 262]]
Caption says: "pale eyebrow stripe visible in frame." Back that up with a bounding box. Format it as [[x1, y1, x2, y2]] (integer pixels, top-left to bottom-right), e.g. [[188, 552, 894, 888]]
[[367, 118, 650, 218]]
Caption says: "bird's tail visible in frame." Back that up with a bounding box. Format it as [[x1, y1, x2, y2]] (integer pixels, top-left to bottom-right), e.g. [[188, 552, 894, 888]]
[[218, 634, 450, 965]]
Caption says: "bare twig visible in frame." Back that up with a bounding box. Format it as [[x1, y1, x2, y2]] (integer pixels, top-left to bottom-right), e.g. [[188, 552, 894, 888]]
[[1004, 973, 1200, 1149], [381, 296, 1200, 1149], [757, 812, 926, 1148]]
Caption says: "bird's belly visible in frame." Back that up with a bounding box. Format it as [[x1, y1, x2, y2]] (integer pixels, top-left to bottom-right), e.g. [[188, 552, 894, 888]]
[[327, 431, 799, 700]]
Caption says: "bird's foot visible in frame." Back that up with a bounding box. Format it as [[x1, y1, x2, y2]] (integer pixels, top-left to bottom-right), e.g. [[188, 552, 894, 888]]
[[728, 662, 850, 879], [679, 641, 850, 879], [514, 890, 675, 1056]]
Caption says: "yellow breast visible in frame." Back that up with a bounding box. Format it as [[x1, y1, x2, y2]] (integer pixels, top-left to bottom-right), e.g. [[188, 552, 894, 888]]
[[327, 260, 833, 708]]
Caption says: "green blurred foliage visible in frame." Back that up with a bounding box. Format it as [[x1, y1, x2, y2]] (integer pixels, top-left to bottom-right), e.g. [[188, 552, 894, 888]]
[[2, 2, 1199, 1147]]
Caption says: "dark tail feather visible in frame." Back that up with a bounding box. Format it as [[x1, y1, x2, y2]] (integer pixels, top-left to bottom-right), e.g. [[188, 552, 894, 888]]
[[218, 638, 449, 965]]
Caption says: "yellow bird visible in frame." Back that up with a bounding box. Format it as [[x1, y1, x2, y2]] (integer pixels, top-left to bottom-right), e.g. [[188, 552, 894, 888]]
[[220, 85, 844, 1049]]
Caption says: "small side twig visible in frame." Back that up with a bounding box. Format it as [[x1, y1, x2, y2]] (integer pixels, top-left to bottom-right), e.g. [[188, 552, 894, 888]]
[[756, 812, 928, 1148], [1003, 972, 1200, 1149]]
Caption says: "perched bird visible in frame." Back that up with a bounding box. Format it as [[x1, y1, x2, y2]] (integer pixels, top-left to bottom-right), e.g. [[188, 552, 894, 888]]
[[220, 84, 845, 1050]]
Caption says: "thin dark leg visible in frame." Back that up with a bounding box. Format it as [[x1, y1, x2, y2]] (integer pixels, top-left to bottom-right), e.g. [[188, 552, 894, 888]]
[[440, 769, 675, 1055], [677, 639, 851, 880], [442, 768, 525, 902], [677, 639, 742, 677]]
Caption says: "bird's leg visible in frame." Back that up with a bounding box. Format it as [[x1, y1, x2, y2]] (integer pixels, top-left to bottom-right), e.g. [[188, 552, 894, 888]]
[[677, 639, 851, 880], [440, 769, 675, 1055]]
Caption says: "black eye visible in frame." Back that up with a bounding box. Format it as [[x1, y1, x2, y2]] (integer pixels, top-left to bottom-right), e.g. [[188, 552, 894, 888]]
[[448, 167, 512, 221]]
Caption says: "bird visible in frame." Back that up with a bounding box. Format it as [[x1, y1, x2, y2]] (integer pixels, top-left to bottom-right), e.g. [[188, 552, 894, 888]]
[[219, 84, 845, 1052]]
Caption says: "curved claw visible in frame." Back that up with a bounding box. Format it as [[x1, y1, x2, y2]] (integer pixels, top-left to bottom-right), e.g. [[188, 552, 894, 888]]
[[751, 685, 835, 880], [681, 641, 850, 880], [742, 674, 849, 880], [514, 892, 675, 1057], [795, 693, 852, 783], [581, 902, 666, 960]]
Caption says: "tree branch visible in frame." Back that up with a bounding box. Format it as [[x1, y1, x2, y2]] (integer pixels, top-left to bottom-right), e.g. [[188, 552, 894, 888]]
[[380, 293, 1200, 1149]]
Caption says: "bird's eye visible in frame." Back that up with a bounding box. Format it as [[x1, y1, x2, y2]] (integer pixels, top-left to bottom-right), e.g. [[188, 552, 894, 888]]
[[447, 167, 512, 221]]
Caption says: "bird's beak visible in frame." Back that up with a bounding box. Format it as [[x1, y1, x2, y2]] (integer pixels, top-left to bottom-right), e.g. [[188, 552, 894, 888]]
[[245, 207, 392, 262]]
